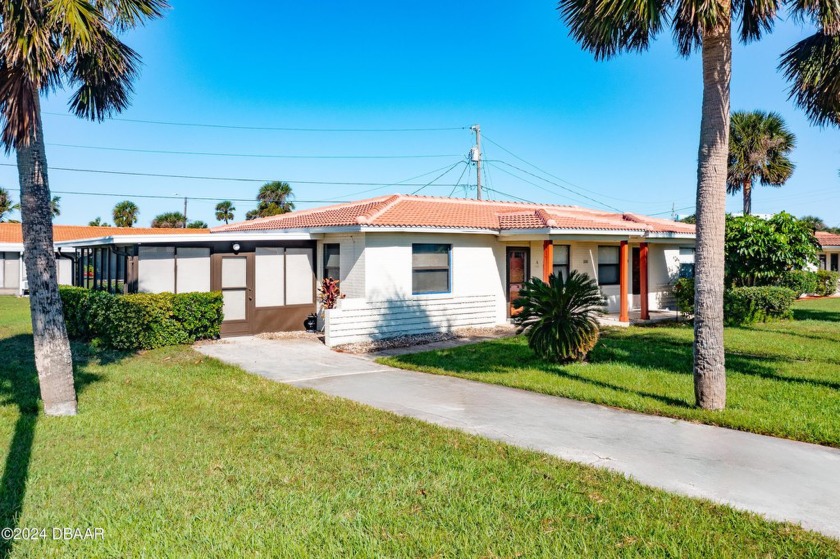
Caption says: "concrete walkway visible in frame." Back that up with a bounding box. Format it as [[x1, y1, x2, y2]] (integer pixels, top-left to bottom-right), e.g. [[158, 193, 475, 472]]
[[196, 336, 840, 539]]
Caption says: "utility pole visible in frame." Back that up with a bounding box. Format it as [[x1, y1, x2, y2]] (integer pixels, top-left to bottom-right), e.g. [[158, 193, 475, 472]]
[[470, 124, 482, 200], [183, 196, 188, 228]]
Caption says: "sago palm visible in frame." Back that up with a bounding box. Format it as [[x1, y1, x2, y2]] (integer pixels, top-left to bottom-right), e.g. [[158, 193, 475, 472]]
[[0, 0, 167, 415], [558, 0, 840, 410], [727, 111, 796, 215], [513, 271, 606, 363], [215, 200, 235, 224], [113, 200, 139, 227]]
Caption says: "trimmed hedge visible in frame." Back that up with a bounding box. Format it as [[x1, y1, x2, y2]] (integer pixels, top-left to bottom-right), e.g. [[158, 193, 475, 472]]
[[777, 270, 819, 298], [815, 270, 840, 297], [60, 286, 223, 350], [723, 286, 796, 325]]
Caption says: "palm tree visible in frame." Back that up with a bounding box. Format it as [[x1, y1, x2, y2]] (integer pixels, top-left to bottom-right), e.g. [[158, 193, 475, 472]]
[[88, 217, 111, 227], [799, 215, 827, 231], [215, 200, 235, 224], [0, 187, 20, 222], [152, 211, 186, 228], [49, 196, 61, 217], [246, 181, 295, 220], [186, 220, 208, 229], [557, 0, 839, 410], [0, 1, 166, 416], [727, 111, 795, 215], [113, 200, 139, 227]]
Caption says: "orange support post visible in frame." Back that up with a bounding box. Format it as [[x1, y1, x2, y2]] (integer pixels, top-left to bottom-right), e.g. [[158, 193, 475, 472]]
[[640, 242, 649, 320], [543, 241, 553, 282], [619, 240, 629, 322]]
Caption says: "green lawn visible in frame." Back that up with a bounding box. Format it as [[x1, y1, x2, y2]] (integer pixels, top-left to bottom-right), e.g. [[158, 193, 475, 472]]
[[1, 297, 839, 557], [381, 298, 840, 448]]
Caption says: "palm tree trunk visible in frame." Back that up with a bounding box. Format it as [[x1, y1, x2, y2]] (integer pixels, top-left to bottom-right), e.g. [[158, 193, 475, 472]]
[[693, 15, 731, 411], [16, 96, 77, 416], [743, 179, 752, 215]]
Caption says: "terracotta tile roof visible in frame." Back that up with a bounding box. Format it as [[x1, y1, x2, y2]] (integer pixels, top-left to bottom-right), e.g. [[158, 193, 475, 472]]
[[816, 231, 840, 248], [0, 223, 207, 245], [213, 194, 695, 235]]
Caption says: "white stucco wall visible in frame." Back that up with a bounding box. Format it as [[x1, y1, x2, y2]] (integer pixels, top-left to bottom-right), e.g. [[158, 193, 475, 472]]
[[319, 234, 366, 300]]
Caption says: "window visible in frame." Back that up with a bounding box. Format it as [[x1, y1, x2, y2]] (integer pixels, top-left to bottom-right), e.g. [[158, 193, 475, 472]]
[[323, 244, 340, 280], [552, 245, 570, 280], [597, 246, 620, 285], [412, 244, 451, 294], [679, 246, 695, 279], [819, 254, 827, 271], [832, 254, 839, 273]]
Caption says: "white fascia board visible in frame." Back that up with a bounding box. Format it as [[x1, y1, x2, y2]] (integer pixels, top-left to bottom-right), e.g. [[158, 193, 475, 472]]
[[0, 243, 23, 252], [359, 226, 499, 235], [644, 232, 695, 240], [55, 231, 316, 248], [821, 246, 840, 250]]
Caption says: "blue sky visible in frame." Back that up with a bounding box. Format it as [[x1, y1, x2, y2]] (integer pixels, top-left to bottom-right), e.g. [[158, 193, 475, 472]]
[[2, 1, 838, 227]]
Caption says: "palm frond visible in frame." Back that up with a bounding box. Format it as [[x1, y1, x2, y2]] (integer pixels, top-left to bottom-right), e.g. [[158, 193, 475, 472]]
[[557, 0, 672, 60], [786, 0, 840, 34], [672, 0, 732, 55], [736, 0, 780, 43], [67, 31, 139, 121], [94, 0, 168, 31], [779, 32, 840, 127]]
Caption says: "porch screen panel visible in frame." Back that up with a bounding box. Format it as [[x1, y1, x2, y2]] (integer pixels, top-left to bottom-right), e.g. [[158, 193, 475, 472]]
[[255, 247, 285, 307], [3, 253, 20, 289], [285, 248, 314, 305], [176, 248, 211, 293], [0, 253, 4, 288], [138, 247, 175, 293], [57, 258, 73, 286]]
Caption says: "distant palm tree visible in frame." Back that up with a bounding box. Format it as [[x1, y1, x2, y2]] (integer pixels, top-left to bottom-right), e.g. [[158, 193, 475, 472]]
[[557, 0, 839, 411], [215, 201, 235, 224], [0, 187, 19, 222], [152, 211, 187, 228], [799, 215, 828, 232], [727, 111, 796, 215], [0, 0, 167, 416], [187, 220, 208, 229], [49, 196, 61, 217], [246, 181, 295, 220], [88, 217, 111, 227], [113, 200, 140, 227]]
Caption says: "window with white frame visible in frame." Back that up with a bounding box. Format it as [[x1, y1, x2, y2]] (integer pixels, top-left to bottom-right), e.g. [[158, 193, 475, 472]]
[[412, 244, 451, 294], [679, 246, 695, 278], [323, 244, 340, 280], [597, 246, 620, 285]]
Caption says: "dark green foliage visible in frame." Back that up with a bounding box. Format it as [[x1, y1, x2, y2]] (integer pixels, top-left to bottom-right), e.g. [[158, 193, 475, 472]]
[[815, 270, 840, 297], [724, 287, 796, 325], [59, 287, 223, 350], [513, 271, 605, 363], [777, 270, 819, 297], [725, 212, 820, 287], [672, 277, 695, 314]]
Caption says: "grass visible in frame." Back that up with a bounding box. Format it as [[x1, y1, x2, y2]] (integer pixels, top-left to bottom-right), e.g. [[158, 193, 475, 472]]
[[0, 297, 838, 557], [380, 298, 840, 448]]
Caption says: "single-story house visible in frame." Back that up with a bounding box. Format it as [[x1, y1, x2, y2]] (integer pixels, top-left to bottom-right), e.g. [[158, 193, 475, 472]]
[[58, 195, 696, 345], [0, 223, 205, 296], [816, 231, 840, 272]]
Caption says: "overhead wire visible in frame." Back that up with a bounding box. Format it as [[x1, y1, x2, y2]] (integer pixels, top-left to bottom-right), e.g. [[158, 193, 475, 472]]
[[411, 161, 467, 195]]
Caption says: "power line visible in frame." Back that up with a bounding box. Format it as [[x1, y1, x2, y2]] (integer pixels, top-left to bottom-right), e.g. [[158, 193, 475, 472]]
[[0, 162, 465, 187], [481, 134, 642, 204], [46, 143, 462, 160], [4, 187, 344, 204], [448, 161, 471, 198], [484, 160, 603, 208], [490, 159, 624, 213], [411, 161, 466, 195], [43, 111, 468, 133], [483, 187, 536, 204], [333, 161, 472, 200]]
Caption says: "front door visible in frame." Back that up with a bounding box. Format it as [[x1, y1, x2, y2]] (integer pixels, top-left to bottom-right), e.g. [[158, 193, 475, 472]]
[[213, 253, 255, 337], [506, 247, 530, 317]]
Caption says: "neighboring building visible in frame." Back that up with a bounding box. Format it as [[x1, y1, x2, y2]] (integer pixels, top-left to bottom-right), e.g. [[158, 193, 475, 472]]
[[58, 195, 696, 345], [816, 231, 840, 272], [0, 223, 205, 296]]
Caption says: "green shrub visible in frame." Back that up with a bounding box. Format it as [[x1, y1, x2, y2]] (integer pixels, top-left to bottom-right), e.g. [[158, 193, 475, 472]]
[[59, 287, 223, 350], [513, 270, 606, 363], [723, 286, 796, 325], [672, 277, 695, 314], [777, 270, 819, 298], [815, 270, 840, 297]]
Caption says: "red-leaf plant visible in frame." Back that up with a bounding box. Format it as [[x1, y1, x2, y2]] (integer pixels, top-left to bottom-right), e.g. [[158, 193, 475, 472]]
[[318, 277, 345, 310]]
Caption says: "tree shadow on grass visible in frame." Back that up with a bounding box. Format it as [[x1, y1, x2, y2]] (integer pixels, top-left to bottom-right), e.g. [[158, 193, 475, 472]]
[[595, 330, 840, 392], [0, 335, 115, 558], [792, 306, 840, 323]]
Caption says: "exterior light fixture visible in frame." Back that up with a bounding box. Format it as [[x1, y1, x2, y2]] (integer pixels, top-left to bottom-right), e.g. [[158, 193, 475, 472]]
[[232, 243, 241, 253]]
